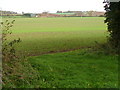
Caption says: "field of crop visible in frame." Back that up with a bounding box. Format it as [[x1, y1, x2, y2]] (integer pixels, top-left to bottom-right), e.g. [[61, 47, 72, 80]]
[[4, 17, 107, 55], [3, 17, 118, 88]]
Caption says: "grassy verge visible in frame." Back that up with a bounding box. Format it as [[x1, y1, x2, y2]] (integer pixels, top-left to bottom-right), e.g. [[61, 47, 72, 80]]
[[2, 58, 41, 88]]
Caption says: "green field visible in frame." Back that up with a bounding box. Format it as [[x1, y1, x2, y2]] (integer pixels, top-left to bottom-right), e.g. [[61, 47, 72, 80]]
[[5, 17, 107, 33], [28, 49, 118, 88], [4, 17, 107, 55], [3, 17, 118, 88]]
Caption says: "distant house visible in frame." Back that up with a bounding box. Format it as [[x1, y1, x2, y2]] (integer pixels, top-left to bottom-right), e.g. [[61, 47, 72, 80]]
[[23, 13, 37, 17], [53, 13, 75, 16], [39, 13, 75, 17], [37, 13, 62, 17], [92, 12, 105, 17]]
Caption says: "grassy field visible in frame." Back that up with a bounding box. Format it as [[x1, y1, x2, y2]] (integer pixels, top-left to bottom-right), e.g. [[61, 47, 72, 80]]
[[2, 17, 118, 88], [28, 49, 118, 88], [4, 17, 107, 55], [4, 17, 107, 33], [3, 49, 118, 88]]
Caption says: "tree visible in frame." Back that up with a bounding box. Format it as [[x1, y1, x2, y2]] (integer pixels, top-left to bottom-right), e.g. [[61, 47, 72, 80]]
[[104, 1, 120, 54], [87, 11, 94, 17], [56, 11, 62, 13]]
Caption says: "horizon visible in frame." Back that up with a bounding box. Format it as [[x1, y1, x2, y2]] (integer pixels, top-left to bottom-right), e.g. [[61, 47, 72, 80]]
[[0, 0, 105, 14], [0, 10, 105, 14]]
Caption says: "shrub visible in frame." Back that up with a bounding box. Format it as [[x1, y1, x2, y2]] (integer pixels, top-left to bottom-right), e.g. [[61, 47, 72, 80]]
[[104, 1, 120, 54], [1, 20, 21, 62], [1, 20, 40, 88]]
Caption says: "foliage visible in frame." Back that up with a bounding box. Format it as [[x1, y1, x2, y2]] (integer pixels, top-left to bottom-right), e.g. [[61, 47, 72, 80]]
[[104, 1, 120, 54], [1, 20, 21, 87], [1, 20, 40, 88], [1, 20, 21, 61]]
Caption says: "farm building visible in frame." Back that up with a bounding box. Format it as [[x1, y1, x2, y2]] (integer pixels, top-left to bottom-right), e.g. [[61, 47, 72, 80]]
[[37, 13, 75, 17], [92, 12, 105, 17], [37, 13, 62, 17], [63, 11, 83, 16], [23, 13, 37, 17], [53, 13, 75, 17]]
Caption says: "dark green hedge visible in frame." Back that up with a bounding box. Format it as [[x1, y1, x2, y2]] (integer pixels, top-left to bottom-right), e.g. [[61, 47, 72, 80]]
[[104, 1, 120, 54]]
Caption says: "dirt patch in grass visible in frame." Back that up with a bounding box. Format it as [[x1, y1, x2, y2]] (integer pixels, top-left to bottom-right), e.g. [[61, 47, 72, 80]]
[[28, 46, 92, 56]]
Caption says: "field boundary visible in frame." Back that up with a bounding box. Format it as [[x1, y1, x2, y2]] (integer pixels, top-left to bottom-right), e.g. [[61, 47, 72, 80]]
[[28, 46, 92, 56]]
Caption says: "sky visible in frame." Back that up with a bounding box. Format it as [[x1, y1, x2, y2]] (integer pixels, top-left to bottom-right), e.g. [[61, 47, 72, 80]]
[[0, 0, 105, 13]]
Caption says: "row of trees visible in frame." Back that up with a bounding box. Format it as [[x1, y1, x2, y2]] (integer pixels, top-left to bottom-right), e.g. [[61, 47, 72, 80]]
[[57, 10, 105, 17], [0, 10, 18, 16]]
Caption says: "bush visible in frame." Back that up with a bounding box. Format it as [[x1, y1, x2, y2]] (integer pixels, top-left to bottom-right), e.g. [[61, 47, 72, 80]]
[[2, 20, 21, 62], [104, 1, 120, 54], [1, 20, 40, 88]]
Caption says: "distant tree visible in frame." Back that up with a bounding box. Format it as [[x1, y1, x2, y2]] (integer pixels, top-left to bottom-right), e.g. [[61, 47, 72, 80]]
[[22, 12, 24, 15], [57, 11, 62, 13], [104, 1, 120, 54], [87, 11, 94, 16], [42, 12, 49, 14]]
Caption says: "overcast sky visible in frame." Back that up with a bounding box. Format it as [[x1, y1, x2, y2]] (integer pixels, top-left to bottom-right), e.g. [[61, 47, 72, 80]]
[[0, 0, 105, 13]]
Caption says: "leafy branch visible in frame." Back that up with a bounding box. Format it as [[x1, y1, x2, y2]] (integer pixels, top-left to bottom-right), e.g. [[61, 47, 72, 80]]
[[1, 20, 21, 61]]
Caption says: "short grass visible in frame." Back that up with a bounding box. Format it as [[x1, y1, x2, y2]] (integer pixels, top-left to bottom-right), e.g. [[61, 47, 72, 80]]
[[28, 49, 118, 88], [4, 17, 107, 33], [3, 17, 107, 55]]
